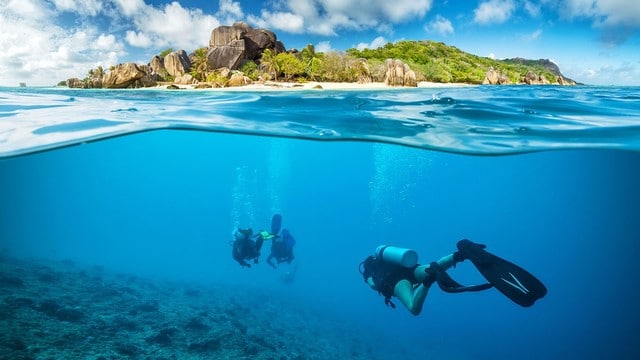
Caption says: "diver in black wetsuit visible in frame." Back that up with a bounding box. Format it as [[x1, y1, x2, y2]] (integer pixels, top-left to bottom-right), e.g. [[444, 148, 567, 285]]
[[266, 228, 296, 269], [231, 228, 264, 268], [359, 240, 547, 315]]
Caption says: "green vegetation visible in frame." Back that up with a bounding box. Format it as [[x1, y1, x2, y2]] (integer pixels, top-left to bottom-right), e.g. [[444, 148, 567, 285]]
[[239, 61, 259, 81], [205, 71, 228, 87], [259, 48, 278, 80], [275, 53, 305, 81], [347, 40, 561, 84], [190, 47, 209, 82], [159, 48, 174, 58]]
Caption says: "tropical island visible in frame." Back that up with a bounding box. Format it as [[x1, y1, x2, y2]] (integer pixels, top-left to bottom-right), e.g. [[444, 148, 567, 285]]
[[64, 22, 577, 90]]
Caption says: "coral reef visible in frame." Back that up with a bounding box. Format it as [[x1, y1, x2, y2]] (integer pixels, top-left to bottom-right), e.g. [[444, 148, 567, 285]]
[[0, 256, 383, 359]]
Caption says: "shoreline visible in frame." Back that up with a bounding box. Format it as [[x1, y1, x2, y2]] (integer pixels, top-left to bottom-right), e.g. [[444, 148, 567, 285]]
[[152, 80, 474, 91]]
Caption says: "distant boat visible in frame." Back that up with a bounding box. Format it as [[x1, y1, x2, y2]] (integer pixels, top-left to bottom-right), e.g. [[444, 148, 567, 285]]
[[19, 82, 26, 87]]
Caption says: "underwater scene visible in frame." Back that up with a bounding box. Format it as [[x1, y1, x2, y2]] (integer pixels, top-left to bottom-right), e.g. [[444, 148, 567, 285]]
[[1, 86, 640, 359]]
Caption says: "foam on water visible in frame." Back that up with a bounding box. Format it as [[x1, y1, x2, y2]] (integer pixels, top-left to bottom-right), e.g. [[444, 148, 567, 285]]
[[1, 86, 639, 158]]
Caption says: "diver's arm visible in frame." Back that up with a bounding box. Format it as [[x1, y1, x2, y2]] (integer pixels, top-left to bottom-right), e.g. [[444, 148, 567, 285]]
[[366, 277, 377, 291]]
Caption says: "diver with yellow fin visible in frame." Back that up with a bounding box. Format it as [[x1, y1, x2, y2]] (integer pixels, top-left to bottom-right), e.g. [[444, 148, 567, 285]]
[[231, 214, 282, 268], [359, 239, 546, 315]]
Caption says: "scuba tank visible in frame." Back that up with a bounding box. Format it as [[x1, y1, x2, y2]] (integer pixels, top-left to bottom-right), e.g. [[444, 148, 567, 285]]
[[375, 245, 418, 268]]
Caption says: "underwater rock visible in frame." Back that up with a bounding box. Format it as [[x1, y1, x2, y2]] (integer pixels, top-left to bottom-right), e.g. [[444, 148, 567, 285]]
[[188, 338, 221, 353], [35, 299, 85, 322], [7, 338, 26, 351], [185, 316, 209, 331], [53, 307, 84, 322], [129, 300, 159, 314], [0, 273, 24, 287], [145, 327, 179, 346], [0, 255, 394, 359], [5, 297, 34, 309], [114, 316, 139, 331], [114, 342, 140, 356]]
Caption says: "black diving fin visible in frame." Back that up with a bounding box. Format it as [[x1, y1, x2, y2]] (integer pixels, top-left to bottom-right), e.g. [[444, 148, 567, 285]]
[[271, 214, 282, 236], [425, 262, 493, 293], [456, 239, 547, 307]]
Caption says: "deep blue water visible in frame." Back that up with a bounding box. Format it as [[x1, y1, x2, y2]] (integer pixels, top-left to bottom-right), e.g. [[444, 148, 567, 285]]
[[1, 86, 640, 359]]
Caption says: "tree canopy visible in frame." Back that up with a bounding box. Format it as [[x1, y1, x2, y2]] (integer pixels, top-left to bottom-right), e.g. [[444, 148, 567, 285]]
[[347, 40, 562, 84]]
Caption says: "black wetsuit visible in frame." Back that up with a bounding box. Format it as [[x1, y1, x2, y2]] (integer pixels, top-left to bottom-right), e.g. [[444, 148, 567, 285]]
[[266, 239, 294, 268], [232, 236, 264, 268]]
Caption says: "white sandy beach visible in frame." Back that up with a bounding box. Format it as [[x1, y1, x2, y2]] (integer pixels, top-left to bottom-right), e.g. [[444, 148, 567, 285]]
[[155, 80, 473, 91]]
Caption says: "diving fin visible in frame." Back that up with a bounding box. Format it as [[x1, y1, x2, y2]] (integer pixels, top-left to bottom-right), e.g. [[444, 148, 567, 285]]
[[456, 239, 547, 307], [271, 214, 282, 235], [425, 262, 493, 293]]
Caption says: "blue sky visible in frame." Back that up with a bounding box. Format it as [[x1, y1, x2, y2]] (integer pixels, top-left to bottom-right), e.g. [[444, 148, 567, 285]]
[[1, 0, 638, 86]]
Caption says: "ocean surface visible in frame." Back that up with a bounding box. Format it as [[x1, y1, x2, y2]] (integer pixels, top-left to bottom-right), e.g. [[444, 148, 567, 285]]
[[1, 85, 639, 359]]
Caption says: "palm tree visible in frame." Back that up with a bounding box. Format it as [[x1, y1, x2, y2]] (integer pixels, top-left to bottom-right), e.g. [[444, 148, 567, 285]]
[[190, 47, 209, 82], [260, 48, 278, 81], [95, 66, 105, 79]]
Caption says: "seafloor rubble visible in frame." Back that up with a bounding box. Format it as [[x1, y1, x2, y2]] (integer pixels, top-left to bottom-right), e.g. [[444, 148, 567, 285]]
[[0, 254, 382, 360]]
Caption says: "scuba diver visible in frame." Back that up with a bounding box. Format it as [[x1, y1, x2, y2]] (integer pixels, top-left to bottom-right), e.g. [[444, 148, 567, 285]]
[[267, 228, 296, 269], [359, 239, 547, 315], [231, 228, 263, 268], [231, 214, 282, 268], [264, 213, 296, 269]]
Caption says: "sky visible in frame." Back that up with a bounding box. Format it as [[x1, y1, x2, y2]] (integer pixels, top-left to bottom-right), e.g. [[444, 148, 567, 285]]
[[0, 0, 638, 86]]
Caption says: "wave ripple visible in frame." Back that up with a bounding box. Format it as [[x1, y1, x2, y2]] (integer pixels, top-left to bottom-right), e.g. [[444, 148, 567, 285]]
[[1, 86, 639, 157]]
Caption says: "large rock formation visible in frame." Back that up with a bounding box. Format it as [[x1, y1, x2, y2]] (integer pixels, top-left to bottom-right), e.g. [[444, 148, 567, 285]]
[[206, 40, 246, 71], [557, 76, 577, 86], [206, 22, 286, 70], [102, 63, 156, 88], [483, 68, 511, 85], [384, 59, 417, 87], [66, 78, 85, 88], [149, 55, 164, 75], [523, 70, 550, 85], [66, 76, 102, 88], [164, 50, 191, 77]]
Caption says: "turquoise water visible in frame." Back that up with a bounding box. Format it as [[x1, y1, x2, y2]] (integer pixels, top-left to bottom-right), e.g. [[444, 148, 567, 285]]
[[1, 86, 640, 158], [1, 86, 640, 359]]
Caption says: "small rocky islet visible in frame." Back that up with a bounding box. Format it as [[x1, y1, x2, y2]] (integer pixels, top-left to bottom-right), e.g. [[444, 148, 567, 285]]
[[0, 255, 385, 360]]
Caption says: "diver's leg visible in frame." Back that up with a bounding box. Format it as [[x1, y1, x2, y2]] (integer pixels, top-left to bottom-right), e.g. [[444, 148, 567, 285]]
[[413, 254, 457, 283], [394, 279, 429, 316], [266, 254, 276, 268]]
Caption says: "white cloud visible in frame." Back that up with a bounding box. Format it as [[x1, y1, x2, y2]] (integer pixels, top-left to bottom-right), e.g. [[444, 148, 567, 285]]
[[563, 0, 640, 27], [219, 0, 243, 17], [522, 29, 543, 41], [0, 0, 130, 86], [112, 0, 146, 17], [125, 30, 152, 48], [51, 0, 103, 16], [474, 0, 515, 25], [356, 36, 387, 51], [561, 0, 640, 45], [315, 41, 332, 53], [247, 10, 305, 34], [570, 61, 640, 85], [488, 53, 496, 59], [122, 1, 220, 50], [425, 15, 454, 36], [5, 0, 53, 20], [248, 0, 433, 36], [217, 0, 244, 25], [524, 0, 541, 17], [93, 34, 121, 51]]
